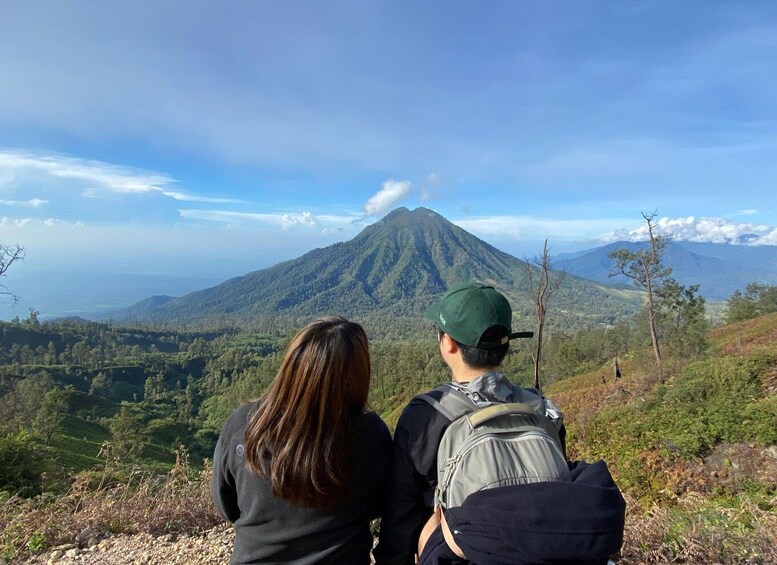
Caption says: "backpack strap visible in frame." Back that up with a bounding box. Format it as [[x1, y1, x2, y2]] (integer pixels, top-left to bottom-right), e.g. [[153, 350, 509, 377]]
[[441, 510, 466, 559], [467, 402, 538, 427], [414, 383, 477, 422]]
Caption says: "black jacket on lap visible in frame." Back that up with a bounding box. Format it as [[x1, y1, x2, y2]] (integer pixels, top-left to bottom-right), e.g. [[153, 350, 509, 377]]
[[419, 460, 626, 565]]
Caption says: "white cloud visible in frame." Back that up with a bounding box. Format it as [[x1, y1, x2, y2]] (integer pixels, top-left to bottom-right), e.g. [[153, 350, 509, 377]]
[[363, 179, 413, 216], [179, 209, 284, 224], [42, 218, 85, 228], [160, 190, 242, 204], [601, 216, 777, 246], [0, 216, 83, 228], [0, 197, 48, 208], [315, 213, 361, 224], [420, 173, 444, 202], [733, 209, 758, 216], [1, 217, 33, 228], [0, 150, 240, 204], [178, 209, 360, 232]]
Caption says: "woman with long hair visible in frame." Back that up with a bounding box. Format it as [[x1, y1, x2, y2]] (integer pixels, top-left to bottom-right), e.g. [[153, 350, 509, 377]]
[[211, 317, 392, 564]]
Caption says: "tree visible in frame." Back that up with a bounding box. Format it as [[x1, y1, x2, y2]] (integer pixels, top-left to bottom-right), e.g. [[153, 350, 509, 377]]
[[0, 243, 25, 303], [90, 371, 113, 398], [608, 212, 672, 382], [655, 278, 709, 359], [109, 405, 146, 461], [525, 240, 565, 394], [33, 387, 72, 442], [0, 372, 54, 434], [726, 283, 777, 323]]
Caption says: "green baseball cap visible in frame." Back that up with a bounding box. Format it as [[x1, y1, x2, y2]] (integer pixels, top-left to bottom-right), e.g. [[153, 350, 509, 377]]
[[426, 282, 533, 348]]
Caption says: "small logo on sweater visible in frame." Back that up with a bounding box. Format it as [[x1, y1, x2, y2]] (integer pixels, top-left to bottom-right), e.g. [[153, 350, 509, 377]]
[[236, 444, 245, 456]]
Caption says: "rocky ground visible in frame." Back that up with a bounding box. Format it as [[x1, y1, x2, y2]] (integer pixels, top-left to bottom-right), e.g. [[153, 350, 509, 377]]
[[9, 525, 235, 565]]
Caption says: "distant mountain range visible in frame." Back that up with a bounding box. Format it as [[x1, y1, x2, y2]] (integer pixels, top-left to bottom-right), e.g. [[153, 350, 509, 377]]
[[557, 240, 777, 301], [116, 207, 643, 330]]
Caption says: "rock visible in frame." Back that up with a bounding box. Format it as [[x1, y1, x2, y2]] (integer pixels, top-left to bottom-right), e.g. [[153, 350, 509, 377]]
[[65, 547, 79, 558], [48, 549, 64, 561], [75, 526, 98, 546]]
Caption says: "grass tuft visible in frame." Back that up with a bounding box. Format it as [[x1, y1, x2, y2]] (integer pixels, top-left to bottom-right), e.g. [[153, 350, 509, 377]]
[[0, 447, 222, 561]]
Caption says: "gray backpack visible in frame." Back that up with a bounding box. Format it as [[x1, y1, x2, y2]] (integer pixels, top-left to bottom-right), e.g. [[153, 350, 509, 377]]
[[417, 383, 568, 509]]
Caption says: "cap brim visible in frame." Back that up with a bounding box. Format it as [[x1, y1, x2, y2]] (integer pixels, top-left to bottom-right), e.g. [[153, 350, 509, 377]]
[[477, 330, 534, 349], [509, 331, 534, 339]]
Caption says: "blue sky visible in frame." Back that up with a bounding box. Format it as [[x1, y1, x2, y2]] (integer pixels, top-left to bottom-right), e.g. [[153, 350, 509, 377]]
[[2, 1, 777, 315]]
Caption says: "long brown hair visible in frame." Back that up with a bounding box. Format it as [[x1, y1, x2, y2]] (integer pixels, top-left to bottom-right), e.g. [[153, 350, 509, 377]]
[[244, 316, 371, 509]]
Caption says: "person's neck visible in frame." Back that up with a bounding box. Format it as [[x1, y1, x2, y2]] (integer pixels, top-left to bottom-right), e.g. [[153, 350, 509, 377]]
[[450, 365, 497, 384]]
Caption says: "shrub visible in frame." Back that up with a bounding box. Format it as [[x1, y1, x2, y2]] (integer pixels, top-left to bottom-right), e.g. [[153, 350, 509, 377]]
[[0, 431, 50, 497]]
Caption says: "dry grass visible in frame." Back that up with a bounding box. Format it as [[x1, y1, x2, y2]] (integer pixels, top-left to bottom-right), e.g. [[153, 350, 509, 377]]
[[1, 448, 223, 562], [620, 493, 777, 564]]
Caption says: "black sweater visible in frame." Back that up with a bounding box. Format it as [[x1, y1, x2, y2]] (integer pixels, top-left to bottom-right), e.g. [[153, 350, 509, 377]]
[[211, 403, 392, 564]]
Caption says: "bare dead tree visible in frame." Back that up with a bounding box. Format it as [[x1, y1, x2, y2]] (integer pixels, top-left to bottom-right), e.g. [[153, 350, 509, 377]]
[[0, 243, 25, 303], [525, 239, 566, 394], [608, 212, 671, 383]]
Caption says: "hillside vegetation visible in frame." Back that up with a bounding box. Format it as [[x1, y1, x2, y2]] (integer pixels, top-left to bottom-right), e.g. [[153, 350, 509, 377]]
[[1, 308, 776, 562], [548, 313, 777, 563]]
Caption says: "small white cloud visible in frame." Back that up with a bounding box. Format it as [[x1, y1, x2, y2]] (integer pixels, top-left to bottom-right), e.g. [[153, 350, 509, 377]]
[[0, 198, 48, 208], [0, 216, 83, 229], [179, 209, 325, 229], [733, 209, 758, 216], [426, 173, 443, 185], [364, 179, 413, 216], [178, 209, 365, 238], [179, 209, 281, 224], [1, 217, 33, 228], [420, 173, 444, 202], [160, 190, 243, 204]]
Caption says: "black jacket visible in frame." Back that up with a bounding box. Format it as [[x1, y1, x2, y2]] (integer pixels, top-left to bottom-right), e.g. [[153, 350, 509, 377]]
[[419, 460, 626, 565], [212, 403, 392, 564]]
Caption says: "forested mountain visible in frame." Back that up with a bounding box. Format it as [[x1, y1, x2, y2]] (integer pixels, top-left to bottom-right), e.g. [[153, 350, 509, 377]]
[[117, 207, 642, 330], [558, 241, 777, 300]]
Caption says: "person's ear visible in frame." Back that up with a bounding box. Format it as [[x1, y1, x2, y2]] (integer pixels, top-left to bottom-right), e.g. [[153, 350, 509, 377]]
[[440, 333, 458, 355]]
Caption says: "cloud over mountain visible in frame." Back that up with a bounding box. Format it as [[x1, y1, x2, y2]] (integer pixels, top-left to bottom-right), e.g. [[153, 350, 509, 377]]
[[364, 180, 412, 216], [602, 216, 777, 246]]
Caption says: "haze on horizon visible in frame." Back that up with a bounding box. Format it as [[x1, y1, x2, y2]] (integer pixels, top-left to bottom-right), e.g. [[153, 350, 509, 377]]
[[1, 1, 777, 317]]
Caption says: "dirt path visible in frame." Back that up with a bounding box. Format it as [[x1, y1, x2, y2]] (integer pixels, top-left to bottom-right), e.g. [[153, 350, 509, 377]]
[[13, 525, 234, 565]]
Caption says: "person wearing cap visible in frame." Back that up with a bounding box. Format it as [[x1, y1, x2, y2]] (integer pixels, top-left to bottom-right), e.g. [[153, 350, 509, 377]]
[[374, 282, 567, 565]]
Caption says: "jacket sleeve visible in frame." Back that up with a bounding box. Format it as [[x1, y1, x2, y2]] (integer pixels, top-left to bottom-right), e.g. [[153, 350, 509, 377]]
[[363, 412, 395, 521], [210, 414, 241, 523], [543, 395, 567, 458], [375, 403, 444, 565]]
